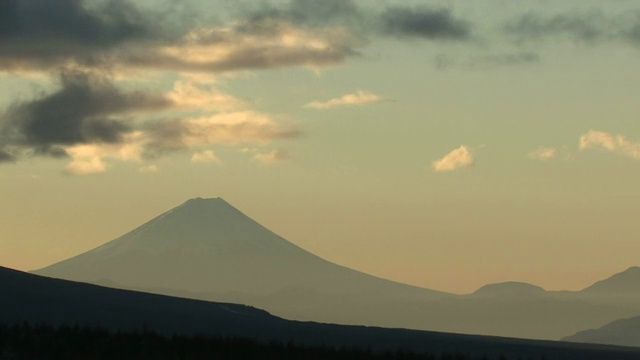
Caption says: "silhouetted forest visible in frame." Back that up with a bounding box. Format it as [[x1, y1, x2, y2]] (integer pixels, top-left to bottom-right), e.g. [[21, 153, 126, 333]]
[[0, 323, 527, 360]]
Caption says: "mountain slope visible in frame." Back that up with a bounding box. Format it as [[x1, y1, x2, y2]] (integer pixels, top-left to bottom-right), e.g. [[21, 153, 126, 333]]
[[5, 266, 640, 360], [581, 267, 640, 295], [564, 316, 640, 347]]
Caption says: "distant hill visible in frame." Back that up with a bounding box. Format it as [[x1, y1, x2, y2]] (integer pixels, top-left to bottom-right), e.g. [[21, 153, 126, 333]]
[[4, 266, 640, 360], [564, 316, 640, 348], [33, 198, 640, 340], [581, 266, 640, 295], [472, 282, 547, 298]]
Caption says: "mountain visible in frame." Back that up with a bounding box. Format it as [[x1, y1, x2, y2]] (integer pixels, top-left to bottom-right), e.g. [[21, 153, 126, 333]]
[[35, 198, 445, 298], [5, 266, 640, 360], [472, 282, 547, 298], [581, 266, 640, 295], [33, 198, 640, 340], [564, 316, 640, 347]]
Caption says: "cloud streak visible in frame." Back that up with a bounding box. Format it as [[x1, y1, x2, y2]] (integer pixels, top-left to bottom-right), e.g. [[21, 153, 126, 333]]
[[304, 91, 382, 110], [432, 145, 474, 172]]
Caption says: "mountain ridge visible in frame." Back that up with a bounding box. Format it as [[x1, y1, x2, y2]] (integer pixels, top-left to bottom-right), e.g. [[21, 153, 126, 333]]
[[8, 265, 640, 360]]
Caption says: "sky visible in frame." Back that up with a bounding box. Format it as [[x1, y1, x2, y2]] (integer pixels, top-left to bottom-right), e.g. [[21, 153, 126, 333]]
[[1, 0, 640, 294]]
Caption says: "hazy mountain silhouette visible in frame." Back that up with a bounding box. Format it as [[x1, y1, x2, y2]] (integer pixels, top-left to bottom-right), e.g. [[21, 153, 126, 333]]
[[33, 198, 640, 340], [472, 282, 547, 298], [564, 315, 640, 347], [4, 266, 640, 360], [35, 198, 445, 298], [581, 266, 640, 295]]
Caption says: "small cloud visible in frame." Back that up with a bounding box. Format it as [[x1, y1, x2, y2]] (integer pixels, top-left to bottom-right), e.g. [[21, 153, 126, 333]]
[[432, 145, 474, 172], [579, 130, 640, 159], [64, 157, 107, 176], [191, 150, 221, 164], [304, 91, 382, 110], [252, 149, 291, 165], [528, 147, 557, 161], [138, 165, 159, 173]]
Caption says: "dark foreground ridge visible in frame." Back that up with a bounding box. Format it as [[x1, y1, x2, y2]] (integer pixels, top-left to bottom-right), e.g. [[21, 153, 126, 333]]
[[2, 266, 640, 360]]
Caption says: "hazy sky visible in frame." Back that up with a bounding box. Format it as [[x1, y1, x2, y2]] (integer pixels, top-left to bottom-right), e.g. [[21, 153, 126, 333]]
[[2, 0, 640, 294]]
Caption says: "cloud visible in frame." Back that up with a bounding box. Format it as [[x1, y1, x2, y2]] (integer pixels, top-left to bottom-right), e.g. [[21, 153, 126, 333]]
[[252, 149, 291, 165], [0, 0, 362, 74], [304, 91, 382, 109], [579, 130, 640, 159], [0, 70, 170, 159], [432, 145, 474, 172], [506, 10, 640, 46], [144, 111, 300, 155], [0, 0, 159, 71], [191, 150, 221, 164], [528, 147, 557, 161], [132, 19, 360, 73], [0, 69, 299, 172], [379, 7, 472, 41], [64, 156, 107, 176], [167, 81, 244, 112]]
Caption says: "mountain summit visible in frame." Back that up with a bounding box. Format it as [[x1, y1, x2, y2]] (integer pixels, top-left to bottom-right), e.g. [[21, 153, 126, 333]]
[[35, 197, 444, 298]]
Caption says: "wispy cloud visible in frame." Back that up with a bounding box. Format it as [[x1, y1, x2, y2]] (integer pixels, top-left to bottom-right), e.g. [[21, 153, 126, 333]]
[[506, 10, 640, 47], [579, 130, 640, 159], [304, 91, 382, 110], [432, 145, 474, 172], [528, 147, 557, 161], [191, 150, 221, 164], [64, 155, 107, 176], [252, 149, 291, 165]]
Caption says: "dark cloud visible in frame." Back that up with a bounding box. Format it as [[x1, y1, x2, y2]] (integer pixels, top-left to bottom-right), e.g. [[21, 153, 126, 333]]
[[0, 70, 170, 158], [0, 0, 159, 70], [379, 7, 472, 41]]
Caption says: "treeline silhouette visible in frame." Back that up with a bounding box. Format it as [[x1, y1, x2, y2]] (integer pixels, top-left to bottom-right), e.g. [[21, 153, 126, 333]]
[[0, 323, 526, 360]]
